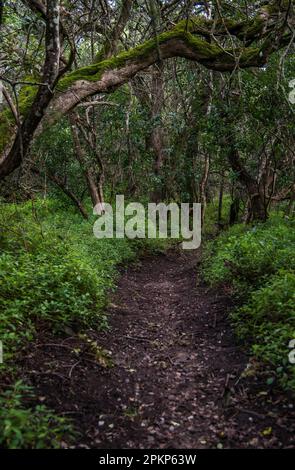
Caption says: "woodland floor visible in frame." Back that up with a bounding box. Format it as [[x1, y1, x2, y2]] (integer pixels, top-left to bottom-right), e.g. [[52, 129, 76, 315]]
[[20, 248, 295, 449]]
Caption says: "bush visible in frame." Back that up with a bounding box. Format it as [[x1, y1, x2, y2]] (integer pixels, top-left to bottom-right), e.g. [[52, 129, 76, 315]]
[[203, 214, 295, 292], [0, 250, 108, 360], [0, 198, 171, 359], [231, 270, 295, 390], [202, 213, 295, 392], [202, 194, 232, 237], [0, 381, 73, 449]]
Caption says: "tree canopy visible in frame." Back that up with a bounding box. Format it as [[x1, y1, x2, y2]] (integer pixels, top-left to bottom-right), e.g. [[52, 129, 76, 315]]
[[0, 0, 294, 180]]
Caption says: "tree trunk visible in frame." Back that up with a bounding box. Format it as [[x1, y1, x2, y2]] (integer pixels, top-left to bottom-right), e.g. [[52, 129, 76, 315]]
[[226, 145, 268, 222], [193, 71, 213, 223], [199, 153, 210, 227], [229, 196, 240, 225], [217, 174, 224, 226], [69, 112, 105, 212], [150, 64, 166, 176], [246, 191, 268, 223], [132, 63, 166, 202]]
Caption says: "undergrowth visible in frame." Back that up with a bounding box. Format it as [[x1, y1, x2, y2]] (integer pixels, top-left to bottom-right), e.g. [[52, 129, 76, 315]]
[[0, 197, 170, 448], [0, 381, 73, 449], [203, 212, 295, 392]]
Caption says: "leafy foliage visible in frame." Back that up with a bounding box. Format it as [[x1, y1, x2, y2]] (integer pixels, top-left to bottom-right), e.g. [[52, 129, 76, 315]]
[[0, 381, 73, 449], [203, 214, 295, 291], [203, 213, 295, 391], [0, 198, 170, 360]]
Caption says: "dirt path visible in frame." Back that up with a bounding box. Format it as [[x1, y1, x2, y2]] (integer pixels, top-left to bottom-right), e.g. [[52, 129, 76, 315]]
[[24, 249, 295, 448]]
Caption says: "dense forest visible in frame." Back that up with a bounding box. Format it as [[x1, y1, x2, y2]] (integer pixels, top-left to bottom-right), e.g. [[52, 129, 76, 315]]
[[0, 0, 294, 452]]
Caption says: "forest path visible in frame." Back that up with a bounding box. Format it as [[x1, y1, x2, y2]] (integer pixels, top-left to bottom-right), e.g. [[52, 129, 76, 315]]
[[25, 248, 295, 448]]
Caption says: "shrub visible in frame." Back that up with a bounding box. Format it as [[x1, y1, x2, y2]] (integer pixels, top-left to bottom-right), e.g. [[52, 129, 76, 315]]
[[203, 214, 295, 292], [231, 270, 295, 390], [0, 381, 73, 449], [0, 198, 153, 361], [202, 213, 295, 392]]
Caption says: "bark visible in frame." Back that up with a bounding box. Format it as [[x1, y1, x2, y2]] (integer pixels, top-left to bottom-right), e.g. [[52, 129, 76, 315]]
[[69, 112, 105, 211], [229, 197, 240, 225], [150, 64, 166, 176], [78, 112, 106, 211], [246, 193, 268, 223], [2, 85, 19, 125], [132, 63, 166, 201], [217, 174, 224, 226], [198, 71, 213, 226], [22, 0, 46, 18], [184, 69, 212, 217], [23, 0, 75, 74], [0, 0, 61, 178], [227, 146, 268, 222], [132, 63, 166, 177], [199, 153, 210, 226]]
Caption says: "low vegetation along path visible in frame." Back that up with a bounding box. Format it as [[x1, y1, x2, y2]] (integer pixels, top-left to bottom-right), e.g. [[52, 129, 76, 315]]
[[25, 249, 295, 448]]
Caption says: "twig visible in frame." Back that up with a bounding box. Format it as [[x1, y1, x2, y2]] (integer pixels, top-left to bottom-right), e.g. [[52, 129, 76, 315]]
[[29, 371, 70, 381], [125, 335, 153, 343], [69, 360, 82, 378], [34, 343, 76, 351], [235, 407, 265, 420]]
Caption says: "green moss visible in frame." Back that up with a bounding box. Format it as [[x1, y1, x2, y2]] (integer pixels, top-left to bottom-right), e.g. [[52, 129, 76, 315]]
[[0, 109, 14, 155], [57, 33, 174, 92], [18, 84, 38, 115], [0, 83, 38, 154], [56, 9, 270, 94], [240, 47, 261, 64], [57, 27, 224, 92], [239, 17, 266, 38], [263, 0, 293, 15], [174, 15, 266, 41], [174, 17, 205, 33], [94, 49, 106, 64], [56, 15, 223, 93], [183, 31, 222, 58], [183, 28, 261, 68]]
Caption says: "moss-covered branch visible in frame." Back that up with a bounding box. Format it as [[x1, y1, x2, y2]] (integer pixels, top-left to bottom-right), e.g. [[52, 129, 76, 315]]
[[56, 7, 290, 93]]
